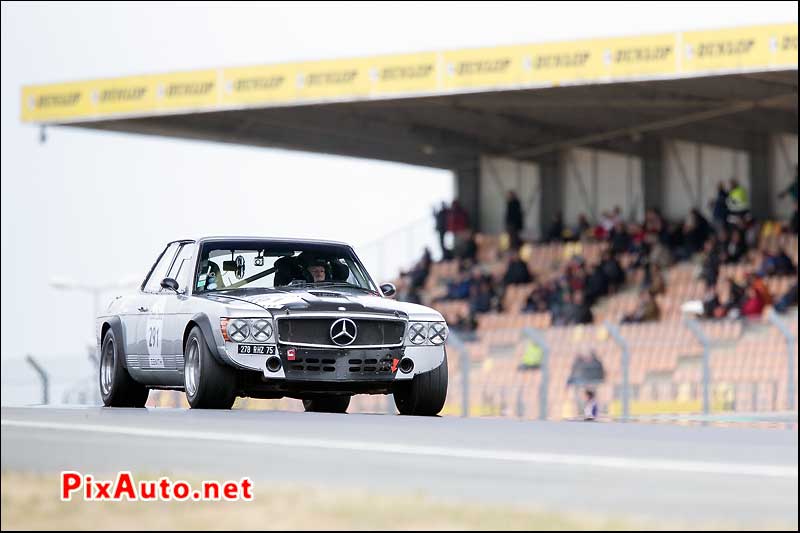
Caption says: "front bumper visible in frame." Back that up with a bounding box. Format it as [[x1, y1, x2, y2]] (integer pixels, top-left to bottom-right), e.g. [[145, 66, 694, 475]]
[[220, 341, 445, 381]]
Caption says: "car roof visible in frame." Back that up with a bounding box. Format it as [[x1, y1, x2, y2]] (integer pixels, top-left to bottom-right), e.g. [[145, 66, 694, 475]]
[[193, 236, 352, 247]]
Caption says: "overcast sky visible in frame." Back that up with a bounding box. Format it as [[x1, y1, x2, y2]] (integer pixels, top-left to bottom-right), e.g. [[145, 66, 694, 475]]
[[1, 1, 797, 366]]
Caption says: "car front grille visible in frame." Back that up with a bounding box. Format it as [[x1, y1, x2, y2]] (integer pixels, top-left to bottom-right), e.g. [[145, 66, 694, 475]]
[[281, 347, 402, 381], [277, 317, 405, 347]]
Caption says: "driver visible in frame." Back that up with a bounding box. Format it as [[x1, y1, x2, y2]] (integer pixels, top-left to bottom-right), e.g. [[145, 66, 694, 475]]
[[305, 257, 328, 282]]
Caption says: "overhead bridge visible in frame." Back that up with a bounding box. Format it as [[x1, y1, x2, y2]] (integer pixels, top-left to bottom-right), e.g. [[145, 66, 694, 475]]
[[21, 23, 798, 235]]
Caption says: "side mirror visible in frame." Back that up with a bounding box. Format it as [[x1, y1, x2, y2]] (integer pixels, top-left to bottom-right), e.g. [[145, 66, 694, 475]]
[[380, 283, 396, 298], [160, 278, 180, 292]]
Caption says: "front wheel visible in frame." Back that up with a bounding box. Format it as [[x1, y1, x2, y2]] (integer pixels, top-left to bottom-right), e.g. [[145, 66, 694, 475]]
[[184, 326, 237, 409], [302, 395, 351, 413], [393, 351, 448, 416], [99, 329, 149, 407]]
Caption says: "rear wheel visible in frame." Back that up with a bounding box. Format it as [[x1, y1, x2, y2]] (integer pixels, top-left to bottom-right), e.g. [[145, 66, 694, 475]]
[[393, 351, 448, 416], [184, 326, 237, 409], [302, 395, 351, 413], [99, 329, 149, 407]]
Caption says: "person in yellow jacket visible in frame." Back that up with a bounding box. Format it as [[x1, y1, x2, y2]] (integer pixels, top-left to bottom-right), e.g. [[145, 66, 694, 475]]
[[726, 178, 749, 222]]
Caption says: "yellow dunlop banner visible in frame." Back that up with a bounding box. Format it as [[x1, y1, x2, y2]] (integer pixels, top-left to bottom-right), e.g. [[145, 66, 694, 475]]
[[152, 70, 218, 110], [19, 23, 798, 123], [442, 45, 526, 90], [522, 39, 599, 85], [682, 25, 771, 73], [598, 34, 676, 79], [294, 58, 371, 100], [90, 76, 157, 116], [21, 81, 92, 122], [767, 23, 798, 68], [221, 64, 295, 106], [366, 52, 438, 95]]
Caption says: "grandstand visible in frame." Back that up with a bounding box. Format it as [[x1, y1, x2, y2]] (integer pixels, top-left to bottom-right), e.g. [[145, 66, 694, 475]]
[[23, 21, 797, 420], [407, 230, 797, 420]]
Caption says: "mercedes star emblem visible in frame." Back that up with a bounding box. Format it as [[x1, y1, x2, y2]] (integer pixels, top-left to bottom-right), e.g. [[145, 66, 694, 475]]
[[330, 318, 358, 346]]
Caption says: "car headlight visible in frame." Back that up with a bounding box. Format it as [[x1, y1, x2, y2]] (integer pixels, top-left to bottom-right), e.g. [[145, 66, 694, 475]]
[[407, 322, 427, 344], [251, 319, 273, 342], [226, 319, 250, 342], [428, 322, 448, 345]]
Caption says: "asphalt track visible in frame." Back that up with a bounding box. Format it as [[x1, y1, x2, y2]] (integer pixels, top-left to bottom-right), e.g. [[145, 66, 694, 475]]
[[2, 406, 797, 527]]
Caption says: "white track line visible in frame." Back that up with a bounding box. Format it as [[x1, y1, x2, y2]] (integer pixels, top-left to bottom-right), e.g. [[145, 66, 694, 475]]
[[2, 418, 796, 479]]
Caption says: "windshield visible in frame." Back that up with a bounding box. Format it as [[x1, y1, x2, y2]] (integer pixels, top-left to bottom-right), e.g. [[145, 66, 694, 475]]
[[194, 241, 378, 294]]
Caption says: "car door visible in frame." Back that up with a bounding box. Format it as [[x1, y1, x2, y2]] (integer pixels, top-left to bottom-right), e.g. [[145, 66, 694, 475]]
[[136, 242, 182, 372], [162, 243, 198, 373]]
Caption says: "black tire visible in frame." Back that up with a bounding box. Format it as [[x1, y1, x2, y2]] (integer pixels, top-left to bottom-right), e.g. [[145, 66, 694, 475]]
[[184, 326, 237, 409], [99, 328, 149, 407], [393, 351, 448, 416], [302, 395, 351, 413]]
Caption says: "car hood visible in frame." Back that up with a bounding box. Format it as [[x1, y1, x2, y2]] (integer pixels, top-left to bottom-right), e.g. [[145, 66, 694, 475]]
[[199, 289, 443, 322]]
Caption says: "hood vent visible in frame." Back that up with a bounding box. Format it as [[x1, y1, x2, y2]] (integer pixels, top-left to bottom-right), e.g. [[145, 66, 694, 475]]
[[309, 291, 344, 298]]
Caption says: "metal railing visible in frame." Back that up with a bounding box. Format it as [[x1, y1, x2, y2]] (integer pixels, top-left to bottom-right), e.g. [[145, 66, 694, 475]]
[[443, 311, 798, 422]]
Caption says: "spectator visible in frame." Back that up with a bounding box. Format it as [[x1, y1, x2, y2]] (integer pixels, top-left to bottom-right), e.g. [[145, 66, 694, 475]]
[[544, 212, 565, 243], [741, 285, 766, 318], [726, 178, 749, 223], [721, 276, 746, 318], [561, 289, 593, 325], [455, 230, 478, 262], [567, 351, 605, 386], [583, 262, 609, 307], [574, 214, 592, 241], [505, 190, 524, 250], [523, 282, 551, 313], [702, 286, 722, 319], [596, 210, 615, 240], [438, 271, 471, 301], [447, 200, 470, 233], [642, 262, 666, 295], [757, 246, 797, 277], [433, 202, 450, 259], [647, 232, 673, 270], [469, 276, 494, 315], [518, 341, 543, 371], [502, 249, 533, 286], [609, 220, 632, 255], [678, 209, 712, 259], [747, 272, 772, 308], [700, 238, 721, 289], [711, 181, 729, 229], [583, 389, 599, 421], [724, 228, 748, 264], [622, 289, 661, 323], [402, 249, 432, 291], [644, 207, 668, 244], [774, 282, 798, 314], [600, 249, 625, 290]]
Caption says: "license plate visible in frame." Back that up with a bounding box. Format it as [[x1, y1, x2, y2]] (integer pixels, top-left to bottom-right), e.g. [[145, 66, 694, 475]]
[[238, 344, 276, 355]]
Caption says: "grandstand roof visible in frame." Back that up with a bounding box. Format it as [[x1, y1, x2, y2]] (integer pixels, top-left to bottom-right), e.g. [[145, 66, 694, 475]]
[[21, 23, 798, 168]]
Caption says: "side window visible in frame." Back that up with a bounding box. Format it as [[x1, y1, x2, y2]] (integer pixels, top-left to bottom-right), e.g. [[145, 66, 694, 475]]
[[167, 244, 196, 291], [143, 243, 181, 293]]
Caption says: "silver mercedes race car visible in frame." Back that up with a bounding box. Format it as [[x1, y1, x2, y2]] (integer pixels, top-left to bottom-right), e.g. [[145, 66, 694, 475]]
[[96, 237, 449, 415]]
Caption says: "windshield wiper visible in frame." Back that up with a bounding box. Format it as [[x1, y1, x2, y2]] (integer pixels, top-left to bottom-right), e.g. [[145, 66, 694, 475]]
[[311, 282, 378, 294]]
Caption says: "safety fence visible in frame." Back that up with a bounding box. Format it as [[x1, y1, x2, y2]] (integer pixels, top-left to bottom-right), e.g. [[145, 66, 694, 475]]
[[440, 309, 797, 422], [12, 310, 796, 425]]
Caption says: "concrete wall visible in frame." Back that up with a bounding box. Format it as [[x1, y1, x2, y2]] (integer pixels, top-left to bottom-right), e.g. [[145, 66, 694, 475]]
[[561, 148, 643, 225], [662, 140, 749, 222], [771, 134, 798, 219], [478, 156, 541, 239]]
